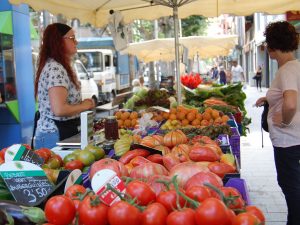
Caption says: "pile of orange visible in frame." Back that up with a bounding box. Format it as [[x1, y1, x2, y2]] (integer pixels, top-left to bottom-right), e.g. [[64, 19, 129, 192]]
[[158, 105, 230, 128], [114, 111, 139, 128]]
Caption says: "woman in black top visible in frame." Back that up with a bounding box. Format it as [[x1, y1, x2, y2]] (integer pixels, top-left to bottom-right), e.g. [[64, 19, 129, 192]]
[[255, 66, 262, 91]]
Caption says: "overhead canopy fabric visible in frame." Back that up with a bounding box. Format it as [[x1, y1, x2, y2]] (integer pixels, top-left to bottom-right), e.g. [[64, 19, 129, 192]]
[[121, 35, 238, 62], [9, 0, 300, 28]]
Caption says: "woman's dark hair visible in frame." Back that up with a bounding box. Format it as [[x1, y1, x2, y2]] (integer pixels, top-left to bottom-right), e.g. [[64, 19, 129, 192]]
[[34, 23, 79, 97], [264, 21, 299, 52]]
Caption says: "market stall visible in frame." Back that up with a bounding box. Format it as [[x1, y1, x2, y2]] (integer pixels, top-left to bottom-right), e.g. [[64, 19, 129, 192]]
[[0, 81, 265, 224]]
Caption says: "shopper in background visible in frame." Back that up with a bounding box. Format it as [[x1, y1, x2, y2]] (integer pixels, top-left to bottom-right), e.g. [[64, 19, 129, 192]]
[[255, 21, 300, 225], [254, 65, 263, 91], [219, 66, 226, 85], [132, 79, 141, 93], [231, 60, 245, 83], [34, 23, 95, 149]]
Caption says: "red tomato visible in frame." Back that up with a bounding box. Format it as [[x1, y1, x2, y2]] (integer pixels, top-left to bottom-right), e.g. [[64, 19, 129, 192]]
[[45, 195, 76, 225], [195, 198, 229, 225], [226, 208, 237, 225], [108, 201, 141, 225], [130, 162, 169, 180], [185, 186, 211, 203], [65, 160, 84, 170], [213, 187, 245, 210], [208, 162, 236, 178], [126, 180, 156, 206], [78, 195, 109, 225], [184, 171, 223, 191], [232, 212, 260, 225], [0, 148, 7, 160], [146, 175, 172, 196], [65, 184, 86, 199], [141, 202, 168, 225], [35, 149, 50, 163], [147, 154, 163, 164], [156, 190, 186, 213], [119, 149, 150, 164], [245, 206, 265, 225], [130, 156, 151, 167], [89, 158, 128, 179], [167, 208, 196, 225]]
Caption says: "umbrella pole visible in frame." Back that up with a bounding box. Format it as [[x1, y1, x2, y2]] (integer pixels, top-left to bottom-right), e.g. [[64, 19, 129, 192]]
[[173, 6, 182, 104]]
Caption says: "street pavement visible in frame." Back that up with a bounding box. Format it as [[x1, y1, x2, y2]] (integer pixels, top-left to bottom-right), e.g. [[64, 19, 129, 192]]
[[241, 85, 287, 225]]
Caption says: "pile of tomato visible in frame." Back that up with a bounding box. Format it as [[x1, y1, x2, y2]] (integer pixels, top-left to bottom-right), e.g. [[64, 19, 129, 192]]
[[181, 73, 202, 89], [43, 178, 265, 225]]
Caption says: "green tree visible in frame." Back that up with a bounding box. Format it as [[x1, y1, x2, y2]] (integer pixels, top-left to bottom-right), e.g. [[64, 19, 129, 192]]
[[181, 15, 209, 36]]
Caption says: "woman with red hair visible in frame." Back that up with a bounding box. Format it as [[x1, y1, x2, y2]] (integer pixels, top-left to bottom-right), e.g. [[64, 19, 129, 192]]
[[34, 23, 95, 149]]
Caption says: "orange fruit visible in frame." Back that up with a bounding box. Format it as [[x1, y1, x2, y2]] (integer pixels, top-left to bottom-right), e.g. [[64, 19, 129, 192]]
[[205, 107, 213, 114], [221, 115, 230, 123], [121, 111, 130, 120], [124, 119, 132, 128], [170, 108, 177, 114], [130, 111, 138, 119], [196, 113, 203, 120], [192, 119, 201, 126], [190, 108, 198, 114], [131, 119, 137, 126], [154, 115, 163, 122], [176, 112, 186, 120], [186, 112, 196, 121], [202, 112, 211, 121], [115, 111, 122, 120], [169, 114, 177, 120], [200, 119, 209, 126], [163, 112, 170, 119], [181, 119, 189, 126], [211, 110, 220, 119]]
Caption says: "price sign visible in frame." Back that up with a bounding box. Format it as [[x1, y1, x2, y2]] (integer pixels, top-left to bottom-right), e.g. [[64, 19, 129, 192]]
[[0, 161, 54, 206], [5, 144, 44, 166], [91, 169, 125, 206]]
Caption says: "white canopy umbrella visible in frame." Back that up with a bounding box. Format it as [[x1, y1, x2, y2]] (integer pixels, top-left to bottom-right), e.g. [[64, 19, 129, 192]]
[[121, 35, 238, 62], [10, 0, 300, 103]]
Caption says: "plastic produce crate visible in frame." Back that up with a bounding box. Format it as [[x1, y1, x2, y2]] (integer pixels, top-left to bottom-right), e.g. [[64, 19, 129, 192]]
[[229, 127, 241, 167], [225, 178, 251, 205]]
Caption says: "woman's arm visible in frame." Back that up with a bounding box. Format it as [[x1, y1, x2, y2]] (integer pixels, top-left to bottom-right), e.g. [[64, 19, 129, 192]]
[[49, 86, 95, 117], [272, 90, 297, 126]]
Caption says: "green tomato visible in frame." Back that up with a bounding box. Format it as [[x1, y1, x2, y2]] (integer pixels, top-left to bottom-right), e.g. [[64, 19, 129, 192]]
[[84, 145, 105, 160], [77, 150, 95, 166], [47, 157, 61, 169], [72, 149, 82, 157], [63, 153, 78, 164]]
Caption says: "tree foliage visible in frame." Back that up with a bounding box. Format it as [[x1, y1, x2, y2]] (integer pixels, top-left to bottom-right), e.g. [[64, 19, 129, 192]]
[[181, 15, 209, 36]]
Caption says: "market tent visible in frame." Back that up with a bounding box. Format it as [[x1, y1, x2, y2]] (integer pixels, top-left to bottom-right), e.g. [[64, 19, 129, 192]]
[[121, 35, 237, 62], [8, 0, 300, 28], [9, 0, 300, 103]]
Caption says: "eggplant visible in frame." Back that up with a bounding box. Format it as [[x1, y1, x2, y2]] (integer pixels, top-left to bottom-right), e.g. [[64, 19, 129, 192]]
[[0, 200, 45, 225]]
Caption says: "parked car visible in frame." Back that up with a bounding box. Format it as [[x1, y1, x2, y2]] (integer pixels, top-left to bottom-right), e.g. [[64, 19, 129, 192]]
[[73, 59, 99, 103]]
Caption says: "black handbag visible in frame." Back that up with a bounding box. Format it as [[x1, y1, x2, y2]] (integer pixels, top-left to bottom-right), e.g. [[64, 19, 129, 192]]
[[261, 102, 269, 132]]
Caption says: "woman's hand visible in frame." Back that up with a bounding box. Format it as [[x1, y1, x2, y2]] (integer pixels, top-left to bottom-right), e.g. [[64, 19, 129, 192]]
[[82, 98, 95, 110], [255, 97, 267, 107]]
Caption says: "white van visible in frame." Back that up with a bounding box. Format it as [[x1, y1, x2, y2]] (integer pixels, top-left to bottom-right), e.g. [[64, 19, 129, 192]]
[[77, 49, 117, 103], [73, 59, 99, 102]]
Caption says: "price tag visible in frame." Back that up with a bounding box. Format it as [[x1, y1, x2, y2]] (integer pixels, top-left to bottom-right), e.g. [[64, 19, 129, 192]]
[[5, 144, 44, 166], [91, 169, 125, 206], [64, 169, 83, 193], [0, 161, 54, 206]]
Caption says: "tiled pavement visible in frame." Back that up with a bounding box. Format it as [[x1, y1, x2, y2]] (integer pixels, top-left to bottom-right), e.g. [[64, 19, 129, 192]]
[[241, 86, 287, 225]]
